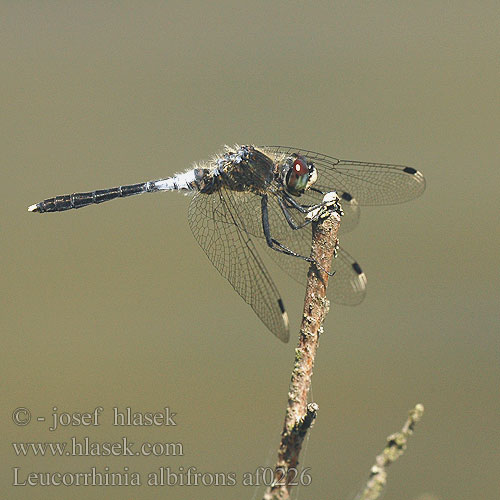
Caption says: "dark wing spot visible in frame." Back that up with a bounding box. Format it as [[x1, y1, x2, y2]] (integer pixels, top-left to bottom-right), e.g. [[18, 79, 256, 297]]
[[278, 298, 286, 314], [352, 262, 363, 275], [403, 167, 417, 175]]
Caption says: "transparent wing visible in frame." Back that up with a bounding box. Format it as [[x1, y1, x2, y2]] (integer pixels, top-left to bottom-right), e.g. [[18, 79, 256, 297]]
[[219, 188, 360, 237], [335, 194, 360, 234], [260, 145, 426, 206], [188, 187, 290, 342], [222, 190, 368, 305], [255, 197, 367, 305]]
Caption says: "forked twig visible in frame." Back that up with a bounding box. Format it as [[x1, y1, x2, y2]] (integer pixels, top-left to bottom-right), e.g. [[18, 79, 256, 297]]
[[357, 404, 425, 500], [263, 194, 341, 500]]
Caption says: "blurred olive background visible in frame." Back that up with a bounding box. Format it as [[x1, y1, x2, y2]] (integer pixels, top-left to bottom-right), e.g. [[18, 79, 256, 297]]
[[2, 2, 499, 499]]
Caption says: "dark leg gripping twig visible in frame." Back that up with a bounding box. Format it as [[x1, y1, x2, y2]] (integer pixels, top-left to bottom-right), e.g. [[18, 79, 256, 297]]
[[261, 194, 338, 277]]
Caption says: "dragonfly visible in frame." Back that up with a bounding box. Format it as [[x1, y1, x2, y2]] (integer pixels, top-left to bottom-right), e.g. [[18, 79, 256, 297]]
[[28, 145, 425, 342]]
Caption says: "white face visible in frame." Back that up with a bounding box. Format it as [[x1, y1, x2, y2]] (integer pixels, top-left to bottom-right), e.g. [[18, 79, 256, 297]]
[[305, 165, 318, 190]]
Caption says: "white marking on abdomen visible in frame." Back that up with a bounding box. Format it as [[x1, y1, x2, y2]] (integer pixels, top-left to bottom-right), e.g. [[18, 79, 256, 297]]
[[152, 169, 197, 191]]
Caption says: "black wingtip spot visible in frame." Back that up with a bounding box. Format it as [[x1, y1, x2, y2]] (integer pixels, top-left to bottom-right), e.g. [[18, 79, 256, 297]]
[[278, 298, 290, 335], [403, 167, 418, 175], [278, 298, 286, 314], [341, 192, 353, 201], [352, 262, 363, 275]]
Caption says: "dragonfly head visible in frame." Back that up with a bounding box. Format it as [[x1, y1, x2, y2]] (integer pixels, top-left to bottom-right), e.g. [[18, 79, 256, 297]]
[[280, 154, 318, 196]]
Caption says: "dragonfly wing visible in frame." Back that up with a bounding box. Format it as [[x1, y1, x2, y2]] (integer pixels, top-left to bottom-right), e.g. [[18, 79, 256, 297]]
[[188, 187, 290, 342], [260, 146, 426, 205], [252, 193, 367, 305]]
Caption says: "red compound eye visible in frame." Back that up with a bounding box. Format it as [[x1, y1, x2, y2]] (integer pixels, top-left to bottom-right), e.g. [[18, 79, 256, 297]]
[[292, 158, 308, 176], [286, 156, 310, 195]]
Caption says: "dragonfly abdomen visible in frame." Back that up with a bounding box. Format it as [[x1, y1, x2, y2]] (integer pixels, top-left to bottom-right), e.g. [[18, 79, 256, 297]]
[[27, 169, 209, 214], [28, 182, 159, 213]]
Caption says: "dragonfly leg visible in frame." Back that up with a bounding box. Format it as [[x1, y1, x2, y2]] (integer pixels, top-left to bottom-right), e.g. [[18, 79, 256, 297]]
[[261, 195, 334, 276], [282, 191, 327, 214], [277, 196, 313, 231], [278, 192, 343, 231]]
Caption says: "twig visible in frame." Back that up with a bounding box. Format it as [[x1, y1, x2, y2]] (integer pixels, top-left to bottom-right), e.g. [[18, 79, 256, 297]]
[[357, 403, 425, 500], [263, 194, 342, 500]]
